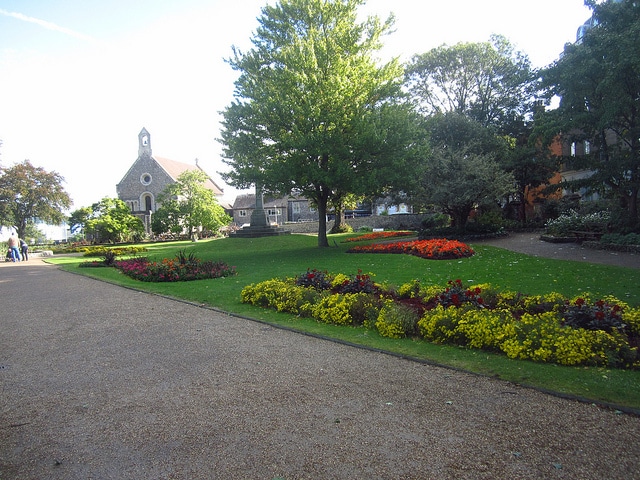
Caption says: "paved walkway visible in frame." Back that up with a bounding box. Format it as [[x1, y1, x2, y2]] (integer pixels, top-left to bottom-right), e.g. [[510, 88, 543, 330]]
[[473, 232, 640, 269], [1, 243, 640, 479]]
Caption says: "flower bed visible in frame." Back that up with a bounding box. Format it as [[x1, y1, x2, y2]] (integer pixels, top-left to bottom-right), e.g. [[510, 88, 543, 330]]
[[241, 272, 640, 369], [114, 250, 236, 282], [346, 238, 474, 260], [343, 231, 415, 242]]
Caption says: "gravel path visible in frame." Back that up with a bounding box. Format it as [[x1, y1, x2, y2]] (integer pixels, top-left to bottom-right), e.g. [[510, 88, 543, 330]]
[[1, 247, 640, 479]]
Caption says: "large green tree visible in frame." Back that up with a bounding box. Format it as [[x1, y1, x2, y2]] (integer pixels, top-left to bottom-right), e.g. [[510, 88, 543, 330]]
[[405, 35, 537, 131], [219, 0, 424, 247], [416, 113, 515, 229], [538, 0, 640, 228], [0, 160, 71, 240], [406, 36, 554, 223], [85, 197, 144, 243], [153, 170, 231, 239]]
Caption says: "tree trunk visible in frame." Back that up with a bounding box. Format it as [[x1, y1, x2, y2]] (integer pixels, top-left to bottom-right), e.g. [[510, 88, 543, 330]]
[[332, 203, 346, 233], [317, 198, 329, 247], [448, 203, 474, 231], [519, 189, 528, 224]]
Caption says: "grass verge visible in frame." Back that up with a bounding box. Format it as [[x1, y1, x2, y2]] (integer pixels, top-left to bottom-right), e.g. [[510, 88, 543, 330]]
[[49, 233, 640, 412]]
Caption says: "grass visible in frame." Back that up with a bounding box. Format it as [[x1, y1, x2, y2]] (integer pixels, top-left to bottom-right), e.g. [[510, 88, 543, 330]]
[[49, 233, 640, 412]]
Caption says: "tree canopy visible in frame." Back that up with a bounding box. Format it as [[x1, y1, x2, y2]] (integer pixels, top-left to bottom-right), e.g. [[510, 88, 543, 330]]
[[538, 0, 640, 228], [84, 197, 144, 243], [406, 36, 551, 224], [0, 160, 71, 240], [416, 113, 515, 229], [153, 170, 231, 238], [405, 35, 537, 133], [219, 0, 424, 247]]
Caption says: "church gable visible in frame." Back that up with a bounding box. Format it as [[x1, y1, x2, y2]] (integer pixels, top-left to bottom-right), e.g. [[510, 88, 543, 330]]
[[116, 128, 224, 215]]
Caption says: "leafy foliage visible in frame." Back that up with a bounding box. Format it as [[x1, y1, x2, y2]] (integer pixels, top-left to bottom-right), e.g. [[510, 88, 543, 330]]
[[114, 252, 236, 282], [538, 0, 640, 227], [84, 197, 145, 243], [219, 0, 426, 247], [545, 210, 611, 236], [415, 114, 516, 229], [0, 160, 71, 240], [242, 274, 640, 368], [153, 170, 231, 238], [561, 297, 626, 334], [406, 34, 536, 130], [294, 268, 332, 291]]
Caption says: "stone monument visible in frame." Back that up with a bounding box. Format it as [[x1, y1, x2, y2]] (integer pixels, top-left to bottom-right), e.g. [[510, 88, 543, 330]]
[[231, 184, 291, 238]]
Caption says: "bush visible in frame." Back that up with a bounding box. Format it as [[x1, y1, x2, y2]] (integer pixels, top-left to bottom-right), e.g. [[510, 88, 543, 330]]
[[600, 233, 640, 246], [242, 273, 640, 369], [329, 223, 353, 234], [114, 252, 236, 282], [295, 269, 333, 291], [312, 293, 369, 326], [545, 210, 610, 236], [82, 246, 147, 257], [376, 300, 420, 338], [334, 270, 378, 294], [420, 213, 450, 230]]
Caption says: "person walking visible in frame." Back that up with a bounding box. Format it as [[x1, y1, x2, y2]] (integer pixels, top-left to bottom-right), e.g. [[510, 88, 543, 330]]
[[20, 239, 29, 261], [7, 232, 21, 262]]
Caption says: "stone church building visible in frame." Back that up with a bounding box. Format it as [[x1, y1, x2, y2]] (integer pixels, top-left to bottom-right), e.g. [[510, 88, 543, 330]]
[[116, 128, 225, 234]]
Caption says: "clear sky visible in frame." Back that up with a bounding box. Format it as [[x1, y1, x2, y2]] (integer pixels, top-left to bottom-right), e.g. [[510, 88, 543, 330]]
[[0, 0, 593, 211]]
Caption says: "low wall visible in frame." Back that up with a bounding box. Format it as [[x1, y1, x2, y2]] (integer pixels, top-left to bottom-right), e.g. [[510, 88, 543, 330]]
[[283, 214, 428, 234]]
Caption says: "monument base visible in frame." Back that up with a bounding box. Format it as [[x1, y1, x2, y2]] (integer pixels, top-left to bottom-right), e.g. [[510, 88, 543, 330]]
[[230, 225, 292, 238]]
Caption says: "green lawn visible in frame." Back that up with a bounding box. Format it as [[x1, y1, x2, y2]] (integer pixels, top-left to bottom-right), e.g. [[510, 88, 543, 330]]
[[49, 233, 640, 411]]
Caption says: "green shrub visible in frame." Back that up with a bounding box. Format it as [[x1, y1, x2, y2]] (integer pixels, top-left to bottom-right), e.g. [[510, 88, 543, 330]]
[[312, 293, 365, 326], [545, 210, 610, 236], [601, 233, 640, 246], [82, 246, 147, 257], [242, 274, 640, 369], [420, 213, 450, 230], [329, 223, 353, 234], [375, 300, 420, 338]]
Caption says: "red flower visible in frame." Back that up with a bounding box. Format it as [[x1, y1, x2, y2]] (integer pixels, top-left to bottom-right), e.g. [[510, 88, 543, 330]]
[[346, 238, 474, 260]]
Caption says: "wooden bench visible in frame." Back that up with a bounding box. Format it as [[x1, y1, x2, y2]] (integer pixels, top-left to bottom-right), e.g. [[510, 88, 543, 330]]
[[569, 231, 603, 242]]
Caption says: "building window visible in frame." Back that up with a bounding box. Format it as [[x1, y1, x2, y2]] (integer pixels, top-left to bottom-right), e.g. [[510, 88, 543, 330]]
[[267, 208, 280, 216], [570, 142, 576, 157], [140, 173, 152, 185], [584, 141, 591, 155], [292, 202, 301, 213], [239, 210, 247, 217]]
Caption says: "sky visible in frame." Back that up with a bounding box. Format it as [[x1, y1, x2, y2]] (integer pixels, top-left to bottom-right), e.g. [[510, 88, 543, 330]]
[[0, 0, 593, 212]]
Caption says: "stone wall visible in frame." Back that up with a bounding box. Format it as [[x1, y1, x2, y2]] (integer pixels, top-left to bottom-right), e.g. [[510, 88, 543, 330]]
[[283, 214, 429, 234]]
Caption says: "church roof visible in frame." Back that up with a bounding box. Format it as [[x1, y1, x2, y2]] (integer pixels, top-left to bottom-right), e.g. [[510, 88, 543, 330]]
[[154, 156, 224, 196]]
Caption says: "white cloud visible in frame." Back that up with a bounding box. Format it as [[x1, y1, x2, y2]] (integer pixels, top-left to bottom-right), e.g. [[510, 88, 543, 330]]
[[0, 8, 97, 42]]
